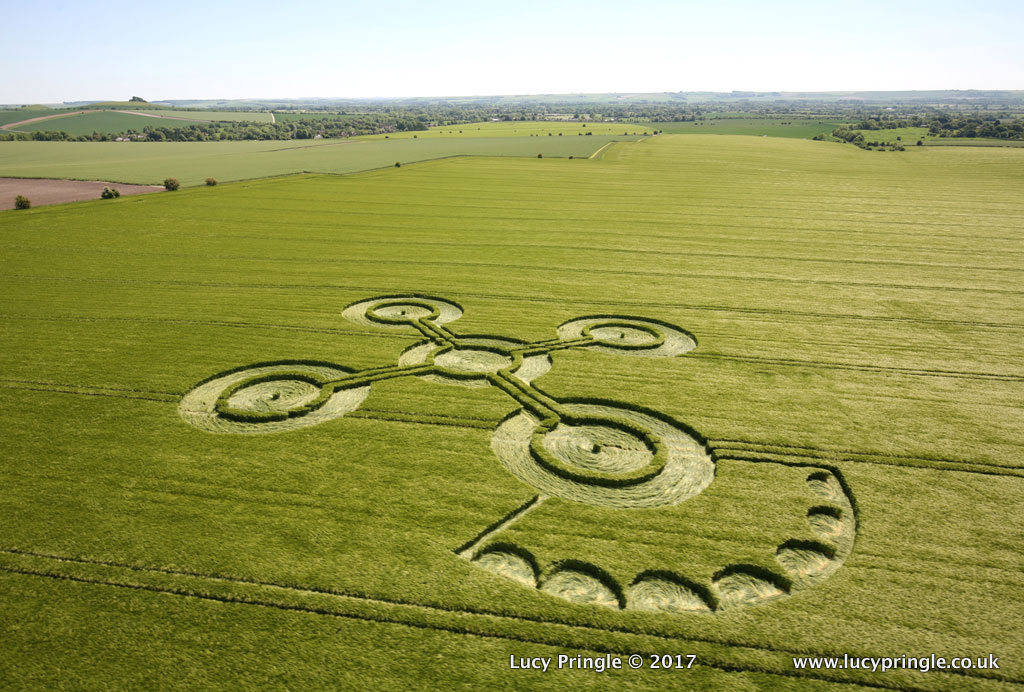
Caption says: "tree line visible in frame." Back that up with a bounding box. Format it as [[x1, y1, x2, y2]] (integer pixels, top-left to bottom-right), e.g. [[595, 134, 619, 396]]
[[851, 114, 1024, 140], [0, 113, 431, 142]]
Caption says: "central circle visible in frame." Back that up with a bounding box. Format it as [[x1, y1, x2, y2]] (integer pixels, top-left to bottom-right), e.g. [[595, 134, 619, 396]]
[[226, 380, 321, 414], [371, 303, 432, 321], [433, 347, 513, 374], [590, 324, 659, 346], [491, 402, 714, 508], [543, 423, 652, 474]]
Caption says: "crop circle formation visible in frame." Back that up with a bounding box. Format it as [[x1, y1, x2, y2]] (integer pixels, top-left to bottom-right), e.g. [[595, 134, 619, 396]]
[[180, 293, 857, 614], [399, 336, 551, 388], [179, 362, 369, 434], [558, 316, 696, 357], [493, 403, 713, 508]]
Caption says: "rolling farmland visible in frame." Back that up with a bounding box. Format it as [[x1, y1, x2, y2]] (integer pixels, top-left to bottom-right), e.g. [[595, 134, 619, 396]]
[[851, 126, 1024, 148], [148, 109, 275, 123], [7, 110, 206, 136], [358, 120, 658, 138], [651, 117, 844, 138], [1, 134, 1022, 688], [0, 134, 637, 187], [0, 107, 274, 135], [0, 108, 62, 126]]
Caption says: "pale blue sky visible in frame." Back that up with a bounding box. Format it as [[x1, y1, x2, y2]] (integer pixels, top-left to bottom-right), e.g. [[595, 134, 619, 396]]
[[1, 0, 1021, 103]]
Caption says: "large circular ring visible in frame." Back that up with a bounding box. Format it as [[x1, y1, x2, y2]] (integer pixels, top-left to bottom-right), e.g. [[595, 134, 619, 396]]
[[557, 316, 696, 357], [179, 361, 369, 434], [342, 294, 463, 330], [491, 402, 713, 508]]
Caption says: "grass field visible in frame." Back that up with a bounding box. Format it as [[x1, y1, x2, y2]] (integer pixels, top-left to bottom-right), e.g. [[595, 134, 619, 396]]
[[852, 127, 1024, 148], [1, 135, 1022, 688], [0, 108, 273, 135], [652, 118, 844, 138], [0, 108, 64, 126], [8, 110, 206, 136], [0, 134, 637, 186], [147, 109, 275, 123], [362, 120, 657, 139]]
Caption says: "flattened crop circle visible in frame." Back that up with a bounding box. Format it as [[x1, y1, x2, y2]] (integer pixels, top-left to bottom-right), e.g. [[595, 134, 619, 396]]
[[492, 402, 713, 508], [434, 347, 513, 374], [558, 316, 696, 357], [342, 294, 463, 330], [540, 422, 653, 473], [229, 377, 322, 413], [399, 336, 551, 388], [179, 363, 368, 434]]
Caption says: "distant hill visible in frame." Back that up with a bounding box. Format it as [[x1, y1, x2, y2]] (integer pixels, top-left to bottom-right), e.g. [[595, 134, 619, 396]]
[[151, 90, 1024, 110]]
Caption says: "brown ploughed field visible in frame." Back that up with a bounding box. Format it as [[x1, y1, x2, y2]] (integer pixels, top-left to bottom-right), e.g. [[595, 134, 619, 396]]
[[0, 178, 163, 209]]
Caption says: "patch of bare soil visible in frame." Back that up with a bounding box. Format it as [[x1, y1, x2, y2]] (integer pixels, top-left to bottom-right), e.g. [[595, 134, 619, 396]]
[[0, 178, 164, 210]]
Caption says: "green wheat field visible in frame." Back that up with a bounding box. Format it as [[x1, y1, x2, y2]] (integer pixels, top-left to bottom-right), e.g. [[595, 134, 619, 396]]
[[1, 134, 1022, 689]]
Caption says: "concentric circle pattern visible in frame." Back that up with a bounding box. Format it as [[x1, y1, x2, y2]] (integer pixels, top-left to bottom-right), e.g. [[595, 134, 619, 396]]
[[342, 295, 463, 330], [179, 363, 369, 434], [492, 402, 714, 508], [558, 316, 696, 357], [540, 422, 652, 474]]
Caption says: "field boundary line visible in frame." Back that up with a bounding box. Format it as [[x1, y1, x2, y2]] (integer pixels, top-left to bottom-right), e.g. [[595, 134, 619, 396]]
[[6, 379, 1018, 474], [0, 565, 916, 690], [715, 452, 1024, 479], [0, 382, 179, 403], [0, 136, 634, 188], [0, 110, 88, 130], [0, 381, 501, 430], [0, 377, 180, 397], [27, 241, 1024, 292], [128, 198, 1024, 248], [7, 275, 1022, 330], [690, 353, 1024, 382], [0, 313, 414, 340], [710, 438, 1019, 469], [4, 547, 1001, 689], [588, 142, 614, 159]]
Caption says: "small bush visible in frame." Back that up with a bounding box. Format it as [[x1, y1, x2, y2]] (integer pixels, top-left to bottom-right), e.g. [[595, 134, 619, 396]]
[[163, 178, 180, 191], [100, 187, 120, 199], [205, 177, 217, 186], [14, 195, 30, 210], [537, 153, 543, 158], [394, 161, 401, 167]]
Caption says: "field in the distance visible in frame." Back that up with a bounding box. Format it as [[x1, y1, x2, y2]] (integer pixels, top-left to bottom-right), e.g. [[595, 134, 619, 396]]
[[1, 135, 1022, 688], [0, 133, 637, 187], [852, 126, 1024, 148], [0, 107, 275, 134], [358, 120, 656, 138], [652, 117, 844, 138], [7, 111, 209, 136]]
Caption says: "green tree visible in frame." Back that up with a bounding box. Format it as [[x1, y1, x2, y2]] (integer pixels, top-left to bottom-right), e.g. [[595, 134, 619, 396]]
[[14, 195, 30, 210]]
